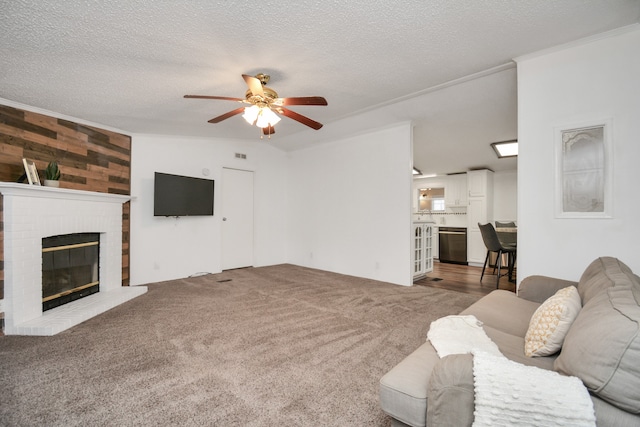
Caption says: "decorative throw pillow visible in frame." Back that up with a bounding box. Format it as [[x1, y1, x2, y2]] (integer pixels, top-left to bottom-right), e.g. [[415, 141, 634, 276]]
[[524, 286, 581, 357]]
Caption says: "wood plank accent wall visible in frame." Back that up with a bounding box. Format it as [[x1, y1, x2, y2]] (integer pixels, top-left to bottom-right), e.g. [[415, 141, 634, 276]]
[[0, 104, 132, 305]]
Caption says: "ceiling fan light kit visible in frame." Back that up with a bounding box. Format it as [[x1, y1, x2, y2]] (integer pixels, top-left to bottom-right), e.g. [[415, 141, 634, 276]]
[[243, 105, 281, 128], [185, 73, 327, 138]]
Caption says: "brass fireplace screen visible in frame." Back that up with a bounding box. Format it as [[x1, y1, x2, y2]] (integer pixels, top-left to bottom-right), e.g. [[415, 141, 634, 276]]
[[42, 233, 100, 311]]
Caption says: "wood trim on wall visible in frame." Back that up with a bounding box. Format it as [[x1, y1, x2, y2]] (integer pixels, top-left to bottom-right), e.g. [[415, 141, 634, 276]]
[[0, 104, 132, 305]]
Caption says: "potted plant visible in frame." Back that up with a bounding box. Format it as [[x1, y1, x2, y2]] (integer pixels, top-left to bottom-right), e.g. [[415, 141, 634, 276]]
[[44, 160, 61, 187]]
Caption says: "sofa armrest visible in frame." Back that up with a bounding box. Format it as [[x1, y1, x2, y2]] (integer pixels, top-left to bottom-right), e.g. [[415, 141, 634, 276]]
[[517, 275, 578, 303], [426, 354, 475, 427]]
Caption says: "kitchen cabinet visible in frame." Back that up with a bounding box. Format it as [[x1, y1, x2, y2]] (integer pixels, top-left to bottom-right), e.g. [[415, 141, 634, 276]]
[[467, 170, 494, 265], [413, 222, 434, 280], [445, 173, 467, 207], [468, 169, 489, 197]]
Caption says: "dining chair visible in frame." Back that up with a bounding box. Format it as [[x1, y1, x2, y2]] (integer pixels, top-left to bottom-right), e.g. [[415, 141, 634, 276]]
[[478, 222, 517, 288], [495, 221, 516, 228]]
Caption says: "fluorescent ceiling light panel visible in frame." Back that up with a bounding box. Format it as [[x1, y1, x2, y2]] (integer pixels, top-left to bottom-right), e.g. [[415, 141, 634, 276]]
[[491, 140, 518, 158]]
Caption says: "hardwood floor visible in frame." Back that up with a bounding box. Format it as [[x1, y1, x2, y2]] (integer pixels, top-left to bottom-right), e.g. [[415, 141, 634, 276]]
[[414, 261, 516, 297]]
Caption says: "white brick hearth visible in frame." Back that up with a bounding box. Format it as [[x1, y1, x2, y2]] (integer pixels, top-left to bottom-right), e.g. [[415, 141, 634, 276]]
[[0, 183, 146, 335]]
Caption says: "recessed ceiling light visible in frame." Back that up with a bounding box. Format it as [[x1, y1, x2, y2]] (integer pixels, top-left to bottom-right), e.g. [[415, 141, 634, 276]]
[[491, 140, 518, 158]]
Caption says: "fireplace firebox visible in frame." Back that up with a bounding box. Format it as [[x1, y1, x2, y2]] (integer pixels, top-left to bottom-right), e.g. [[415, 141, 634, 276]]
[[42, 233, 100, 311]]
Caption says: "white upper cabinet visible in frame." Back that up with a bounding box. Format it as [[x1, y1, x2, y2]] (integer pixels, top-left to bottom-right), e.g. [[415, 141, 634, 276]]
[[445, 174, 468, 207], [467, 170, 489, 198]]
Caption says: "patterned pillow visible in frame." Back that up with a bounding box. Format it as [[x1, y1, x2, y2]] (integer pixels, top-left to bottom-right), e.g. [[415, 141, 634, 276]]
[[524, 286, 582, 357]]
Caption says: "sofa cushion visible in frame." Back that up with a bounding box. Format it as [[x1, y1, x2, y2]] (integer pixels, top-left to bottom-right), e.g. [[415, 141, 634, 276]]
[[518, 275, 580, 304], [524, 286, 581, 357], [483, 325, 557, 370], [591, 394, 640, 427], [461, 290, 540, 337], [555, 272, 640, 414], [578, 257, 634, 304]]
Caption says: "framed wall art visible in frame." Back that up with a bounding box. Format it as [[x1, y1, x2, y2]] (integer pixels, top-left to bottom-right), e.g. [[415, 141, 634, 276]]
[[22, 158, 41, 185], [555, 119, 612, 218]]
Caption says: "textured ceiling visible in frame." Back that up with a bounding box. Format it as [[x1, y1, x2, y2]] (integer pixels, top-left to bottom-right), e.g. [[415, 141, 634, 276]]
[[1, 1, 639, 173]]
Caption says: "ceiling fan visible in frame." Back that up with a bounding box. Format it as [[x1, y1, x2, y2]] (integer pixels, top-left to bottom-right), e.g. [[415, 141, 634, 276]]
[[184, 73, 328, 136]]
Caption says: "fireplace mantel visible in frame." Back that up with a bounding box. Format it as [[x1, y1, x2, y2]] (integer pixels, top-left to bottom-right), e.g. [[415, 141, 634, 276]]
[[0, 182, 145, 335], [0, 182, 131, 203]]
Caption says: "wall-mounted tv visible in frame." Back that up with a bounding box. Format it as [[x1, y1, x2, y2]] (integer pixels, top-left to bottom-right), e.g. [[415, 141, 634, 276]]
[[154, 172, 214, 217]]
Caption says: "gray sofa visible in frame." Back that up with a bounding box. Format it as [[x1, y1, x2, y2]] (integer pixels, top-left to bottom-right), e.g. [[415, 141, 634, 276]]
[[379, 257, 640, 427]]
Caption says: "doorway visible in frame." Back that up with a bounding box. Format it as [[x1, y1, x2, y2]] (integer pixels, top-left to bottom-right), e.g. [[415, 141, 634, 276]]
[[221, 168, 254, 270]]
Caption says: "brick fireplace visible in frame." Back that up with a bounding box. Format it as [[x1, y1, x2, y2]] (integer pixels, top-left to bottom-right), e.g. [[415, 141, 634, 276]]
[[0, 183, 146, 335]]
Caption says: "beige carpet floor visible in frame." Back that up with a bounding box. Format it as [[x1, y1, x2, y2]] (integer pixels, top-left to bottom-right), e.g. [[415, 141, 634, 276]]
[[0, 264, 480, 426]]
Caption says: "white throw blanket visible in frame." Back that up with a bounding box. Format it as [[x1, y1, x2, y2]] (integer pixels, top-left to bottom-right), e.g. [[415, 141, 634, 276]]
[[472, 350, 596, 427], [427, 315, 596, 427], [426, 315, 502, 357]]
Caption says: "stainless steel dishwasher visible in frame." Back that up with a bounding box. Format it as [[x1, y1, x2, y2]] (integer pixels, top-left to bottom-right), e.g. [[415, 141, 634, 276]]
[[438, 227, 468, 265]]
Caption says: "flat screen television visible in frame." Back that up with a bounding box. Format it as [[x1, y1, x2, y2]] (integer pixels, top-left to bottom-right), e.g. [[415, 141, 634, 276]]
[[154, 172, 214, 217]]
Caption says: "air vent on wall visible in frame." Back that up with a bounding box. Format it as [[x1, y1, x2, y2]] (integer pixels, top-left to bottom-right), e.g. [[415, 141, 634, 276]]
[[235, 153, 247, 159]]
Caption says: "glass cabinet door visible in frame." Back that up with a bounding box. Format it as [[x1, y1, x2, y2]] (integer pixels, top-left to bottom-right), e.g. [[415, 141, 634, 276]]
[[424, 224, 433, 273], [413, 223, 434, 279], [414, 224, 425, 276]]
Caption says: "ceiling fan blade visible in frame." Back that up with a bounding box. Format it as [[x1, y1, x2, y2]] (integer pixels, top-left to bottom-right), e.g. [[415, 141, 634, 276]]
[[278, 106, 323, 130], [276, 96, 328, 106], [262, 125, 275, 136], [242, 74, 265, 97], [184, 95, 244, 102], [208, 107, 246, 123]]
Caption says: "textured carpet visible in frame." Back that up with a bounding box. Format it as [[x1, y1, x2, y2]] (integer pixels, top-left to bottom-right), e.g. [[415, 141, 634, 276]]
[[0, 264, 480, 426]]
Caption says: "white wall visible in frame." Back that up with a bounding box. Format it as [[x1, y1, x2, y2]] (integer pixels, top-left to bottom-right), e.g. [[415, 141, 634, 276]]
[[516, 25, 640, 282], [129, 134, 289, 285], [287, 123, 414, 286]]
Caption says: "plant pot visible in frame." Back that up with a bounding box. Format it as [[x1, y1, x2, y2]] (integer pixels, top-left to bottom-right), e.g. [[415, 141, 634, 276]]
[[44, 180, 60, 188]]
